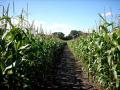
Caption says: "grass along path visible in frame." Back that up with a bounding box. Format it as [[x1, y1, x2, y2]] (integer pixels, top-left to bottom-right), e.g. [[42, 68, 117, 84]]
[[38, 44, 97, 90]]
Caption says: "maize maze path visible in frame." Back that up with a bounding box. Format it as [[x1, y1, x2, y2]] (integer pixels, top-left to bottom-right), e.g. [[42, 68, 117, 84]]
[[38, 45, 97, 90]]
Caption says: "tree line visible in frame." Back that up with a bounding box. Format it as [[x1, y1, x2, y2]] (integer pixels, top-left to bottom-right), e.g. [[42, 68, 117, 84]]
[[52, 30, 89, 40]]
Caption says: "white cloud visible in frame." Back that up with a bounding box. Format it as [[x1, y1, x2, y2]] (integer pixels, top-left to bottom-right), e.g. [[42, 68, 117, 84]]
[[10, 18, 73, 35], [101, 12, 112, 17], [45, 23, 74, 36], [31, 20, 76, 36], [9, 18, 90, 35], [31, 20, 92, 36]]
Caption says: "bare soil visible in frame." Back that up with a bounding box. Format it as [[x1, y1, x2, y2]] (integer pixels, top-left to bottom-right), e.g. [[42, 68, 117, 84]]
[[37, 45, 98, 90]]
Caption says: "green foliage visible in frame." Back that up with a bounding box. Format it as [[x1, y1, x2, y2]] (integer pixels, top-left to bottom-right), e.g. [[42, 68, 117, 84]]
[[68, 16, 120, 90], [52, 32, 65, 39], [0, 14, 65, 89], [68, 30, 83, 39]]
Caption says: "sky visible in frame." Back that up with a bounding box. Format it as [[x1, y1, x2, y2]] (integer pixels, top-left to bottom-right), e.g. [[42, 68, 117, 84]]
[[1, 0, 120, 35]]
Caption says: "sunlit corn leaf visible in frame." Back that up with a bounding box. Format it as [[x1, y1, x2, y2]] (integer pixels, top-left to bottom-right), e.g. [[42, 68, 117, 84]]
[[103, 33, 110, 42], [18, 44, 30, 50], [2, 30, 9, 40], [3, 61, 16, 74], [113, 70, 117, 80], [116, 79, 119, 88], [0, 16, 14, 28], [107, 55, 112, 66]]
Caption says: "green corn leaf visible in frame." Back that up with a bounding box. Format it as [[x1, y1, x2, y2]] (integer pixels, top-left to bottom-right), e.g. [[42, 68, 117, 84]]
[[18, 44, 30, 50], [117, 45, 120, 51], [113, 40, 118, 46], [99, 13, 107, 23], [0, 16, 14, 28], [6, 55, 12, 61], [2, 30, 9, 40], [107, 55, 112, 66], [103, 33, 110, 42], [113, 70, 117, 80], [3, 61, 16, 74], [116, 78, 119, 88]]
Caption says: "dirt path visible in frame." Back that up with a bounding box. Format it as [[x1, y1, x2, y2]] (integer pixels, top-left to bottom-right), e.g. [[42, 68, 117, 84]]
[[39, 45, 97, 90]]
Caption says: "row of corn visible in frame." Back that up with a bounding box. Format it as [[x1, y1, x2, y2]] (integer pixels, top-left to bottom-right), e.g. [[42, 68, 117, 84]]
[[0, 14, 65, 89], [68, 15, 120, 90]]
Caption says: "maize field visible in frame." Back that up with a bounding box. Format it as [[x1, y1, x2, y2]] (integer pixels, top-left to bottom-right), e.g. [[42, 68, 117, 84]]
[[0, 3, 120, 90], [68, 15, 120, 90], [0, 7, 65, 89]]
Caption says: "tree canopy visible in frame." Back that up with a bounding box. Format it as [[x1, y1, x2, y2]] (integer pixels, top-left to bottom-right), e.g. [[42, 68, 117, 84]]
[[52, 30, 84, 40], [52, 32, 65, 39], [68, 30, 83, 39]]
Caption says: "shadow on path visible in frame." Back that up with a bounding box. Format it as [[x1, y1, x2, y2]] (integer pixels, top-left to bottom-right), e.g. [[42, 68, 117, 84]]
[[38, 45, 97, 90]]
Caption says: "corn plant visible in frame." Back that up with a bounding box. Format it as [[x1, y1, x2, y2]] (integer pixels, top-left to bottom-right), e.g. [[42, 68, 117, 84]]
[[68, 15, 120, 90], [0, 5, 65, 89]]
